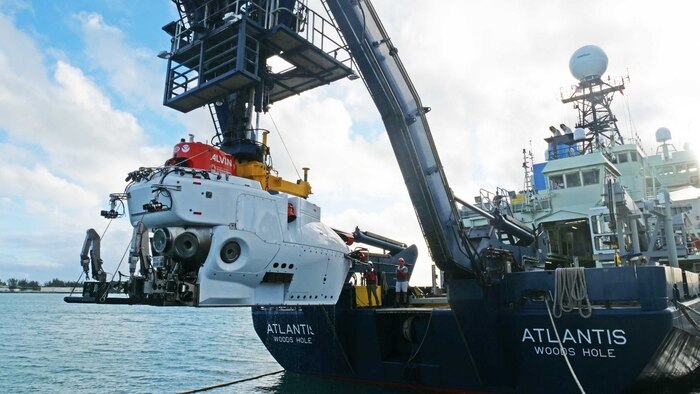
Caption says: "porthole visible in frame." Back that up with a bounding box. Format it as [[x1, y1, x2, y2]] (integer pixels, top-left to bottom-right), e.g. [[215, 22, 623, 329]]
[[152, 228, 171, 254], [220, 240, 241, 263]]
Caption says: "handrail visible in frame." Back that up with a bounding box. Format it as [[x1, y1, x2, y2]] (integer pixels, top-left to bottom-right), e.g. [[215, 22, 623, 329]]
[[169, 0, 351, 64]]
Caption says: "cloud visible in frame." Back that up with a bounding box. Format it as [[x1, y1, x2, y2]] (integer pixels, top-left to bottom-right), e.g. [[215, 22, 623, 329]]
[[260, 93, 405, 206], [0, 9, 167, 281], [0, 0, 32, 19], [73, 12, 164, 114]]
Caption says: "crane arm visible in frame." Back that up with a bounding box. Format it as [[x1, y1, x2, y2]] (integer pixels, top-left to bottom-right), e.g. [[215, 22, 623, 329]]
[[325, 0, 477, 275]]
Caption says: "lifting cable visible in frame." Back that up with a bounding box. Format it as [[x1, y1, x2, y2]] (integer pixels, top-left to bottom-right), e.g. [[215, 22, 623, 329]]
[[98, 241, 131, 302], [545, 292, 586, 394], [100, 217, 114, 239], [268, 113, 302, 180], [99, 219, 149, 302], [67, 271, 84, 297], [178, 369, 285, 394]]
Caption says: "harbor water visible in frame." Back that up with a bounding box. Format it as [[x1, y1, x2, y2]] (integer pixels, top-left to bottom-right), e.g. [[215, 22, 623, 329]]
[[0, 293, 408, 394], [4, 293, 700, 393]]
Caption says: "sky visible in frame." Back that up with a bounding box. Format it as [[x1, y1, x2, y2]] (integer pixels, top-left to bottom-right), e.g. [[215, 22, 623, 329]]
[[0, 0, 698, 285]]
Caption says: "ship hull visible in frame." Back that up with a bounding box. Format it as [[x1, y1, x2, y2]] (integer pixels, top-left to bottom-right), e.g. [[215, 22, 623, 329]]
[[252, 267, 700, 393]]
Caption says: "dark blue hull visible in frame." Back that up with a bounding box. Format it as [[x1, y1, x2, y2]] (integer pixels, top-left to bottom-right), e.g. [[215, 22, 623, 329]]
[[251, 266, 700, 393]]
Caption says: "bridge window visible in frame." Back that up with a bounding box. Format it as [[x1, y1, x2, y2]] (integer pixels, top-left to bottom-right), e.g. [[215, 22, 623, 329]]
[[582, 169, 600, 185], [550, 175, 564, 190], [565, 172, 581, 188], [659, 166, 674, 176], [617, 153, 629, 163], [594, 235, 614, 251], [629, 152, 638, 162]]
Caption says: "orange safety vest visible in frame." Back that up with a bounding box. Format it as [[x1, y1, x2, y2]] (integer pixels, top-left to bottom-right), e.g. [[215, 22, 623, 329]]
[[365, 269, 377, 284], [396, 266, 409, 281]]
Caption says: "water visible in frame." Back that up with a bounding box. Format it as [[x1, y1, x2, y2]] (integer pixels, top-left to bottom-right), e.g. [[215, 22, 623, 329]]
[[0, 294, 409, 394]]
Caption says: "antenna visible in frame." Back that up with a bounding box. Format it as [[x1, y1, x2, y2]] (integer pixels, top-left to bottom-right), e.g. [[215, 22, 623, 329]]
[[569, 45, 608, 81]]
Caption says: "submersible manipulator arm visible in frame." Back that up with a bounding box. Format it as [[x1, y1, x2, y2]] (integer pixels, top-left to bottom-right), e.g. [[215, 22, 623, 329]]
[[80, 228, 106, 282]]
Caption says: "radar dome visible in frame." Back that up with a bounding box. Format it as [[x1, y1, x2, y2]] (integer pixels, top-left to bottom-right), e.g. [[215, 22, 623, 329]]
[[569, 45, 608, 81], [655, 127, 672, 143]]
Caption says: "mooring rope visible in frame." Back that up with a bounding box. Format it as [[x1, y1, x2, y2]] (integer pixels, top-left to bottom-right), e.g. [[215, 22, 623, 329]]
[[451, 310, 484, 385], [676, 300, 700, 317], [675, 301, 700, 334], [320, 305, 356, 375], [545, 292, 587, 394], [406, 309, 434, 365], [553, 267, 591, 319], [178, 369, 285, 393]]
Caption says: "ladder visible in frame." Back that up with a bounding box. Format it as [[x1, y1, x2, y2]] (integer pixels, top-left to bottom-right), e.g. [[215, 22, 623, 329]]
[[207, 103, 222, 146]]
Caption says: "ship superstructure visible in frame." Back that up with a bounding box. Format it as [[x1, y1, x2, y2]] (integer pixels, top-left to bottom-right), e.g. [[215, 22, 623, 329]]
[[462, 45, 700, 269]]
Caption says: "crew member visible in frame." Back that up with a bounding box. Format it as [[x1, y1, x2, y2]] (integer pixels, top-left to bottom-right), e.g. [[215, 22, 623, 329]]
[[395, 257, 409, 307], [614, 250, 622, 267], [692, 235, 700, 251], [363, 261, 380, 307]]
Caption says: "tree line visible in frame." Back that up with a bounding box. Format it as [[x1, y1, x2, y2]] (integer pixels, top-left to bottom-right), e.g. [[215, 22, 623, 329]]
[[0, 278, 82, 290]]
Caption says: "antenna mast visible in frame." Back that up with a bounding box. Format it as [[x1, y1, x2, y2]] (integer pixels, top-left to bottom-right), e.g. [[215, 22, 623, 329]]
[[561, 45, 629, 154]]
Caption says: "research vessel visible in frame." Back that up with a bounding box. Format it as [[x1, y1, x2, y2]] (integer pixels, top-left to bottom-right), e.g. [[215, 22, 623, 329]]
[[66, 1, 700, 392]]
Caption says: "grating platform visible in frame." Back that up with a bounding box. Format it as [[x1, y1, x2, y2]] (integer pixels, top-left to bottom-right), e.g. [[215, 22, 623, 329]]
[[166, 71, 260, 113], [264, 25, 353, 102], [164, 19, 352, 113]]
